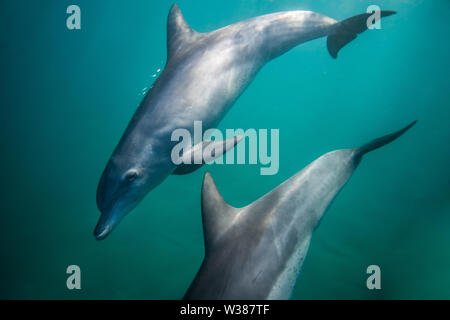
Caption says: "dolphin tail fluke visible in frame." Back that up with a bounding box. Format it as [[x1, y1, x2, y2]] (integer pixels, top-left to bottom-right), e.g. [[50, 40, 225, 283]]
[[327, 10, 396, 59], [356, 120, 417, 158]]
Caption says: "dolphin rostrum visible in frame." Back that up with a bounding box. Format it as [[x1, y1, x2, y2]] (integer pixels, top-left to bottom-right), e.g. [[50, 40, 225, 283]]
[[95, 4, 396, 239], [184, 121, 417, 300]]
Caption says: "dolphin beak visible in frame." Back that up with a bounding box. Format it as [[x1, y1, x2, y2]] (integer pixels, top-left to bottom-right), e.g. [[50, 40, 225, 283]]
[[94, 221, 112, 240], [94, 209, 121, 240]]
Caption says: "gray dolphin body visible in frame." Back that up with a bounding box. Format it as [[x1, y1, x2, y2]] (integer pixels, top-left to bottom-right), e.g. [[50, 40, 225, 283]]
[[185, 121, 416, 300], [95, 4, 396, 239]]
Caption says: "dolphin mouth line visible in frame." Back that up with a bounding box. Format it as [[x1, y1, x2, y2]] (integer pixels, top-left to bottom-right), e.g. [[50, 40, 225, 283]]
[[94, 198, 122, 241], [97, 183, 125, 213], [94, 195, 141, 240], [94, 224, 112, 240]]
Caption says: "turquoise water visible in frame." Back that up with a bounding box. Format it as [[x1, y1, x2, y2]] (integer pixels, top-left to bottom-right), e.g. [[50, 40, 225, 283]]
[[0, 0, 449, 299]]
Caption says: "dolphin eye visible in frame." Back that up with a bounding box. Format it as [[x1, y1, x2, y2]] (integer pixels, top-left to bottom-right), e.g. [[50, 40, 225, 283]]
[[124, 170, 138, 182]]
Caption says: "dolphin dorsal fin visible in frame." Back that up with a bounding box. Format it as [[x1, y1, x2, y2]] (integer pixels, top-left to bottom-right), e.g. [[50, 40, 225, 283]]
[[201, 173, 238, 254], [167, 4, 197, 60]]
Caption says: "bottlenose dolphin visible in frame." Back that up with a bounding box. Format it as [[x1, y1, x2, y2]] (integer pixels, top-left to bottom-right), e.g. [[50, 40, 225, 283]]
[[185, 121, 416, 300], [95, 4, 396, 239]]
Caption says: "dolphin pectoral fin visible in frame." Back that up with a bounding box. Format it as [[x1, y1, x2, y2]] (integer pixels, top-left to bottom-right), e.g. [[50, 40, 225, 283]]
[[172, 135, 244, 175], [327, 10, 396, 59], [201, 173, 239, 254], [355, 120, 417, 158]]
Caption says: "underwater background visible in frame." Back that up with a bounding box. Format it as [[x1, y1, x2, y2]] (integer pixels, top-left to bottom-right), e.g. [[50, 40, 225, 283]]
[[0, 0, 449, 299]]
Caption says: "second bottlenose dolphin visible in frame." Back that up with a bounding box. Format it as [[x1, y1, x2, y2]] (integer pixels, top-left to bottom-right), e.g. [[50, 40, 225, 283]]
[[95, 4, 396, 239], [184, 121, 416, 300]]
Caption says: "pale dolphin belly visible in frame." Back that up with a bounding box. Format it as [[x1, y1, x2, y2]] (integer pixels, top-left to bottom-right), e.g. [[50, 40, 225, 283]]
[[267, 236, 311, 300]]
